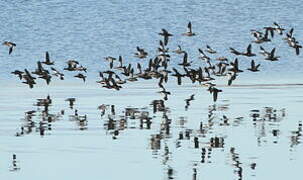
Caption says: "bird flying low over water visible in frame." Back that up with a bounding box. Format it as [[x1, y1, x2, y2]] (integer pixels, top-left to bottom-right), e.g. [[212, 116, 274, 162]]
[[74, 73, 86, 82], [206, 45, 217, 54], [182, 22, 196, 36], [11, 70, 24, 80], [42, 51, 54, 65], [7, 21, 302, 102], [242, 44, 256, 57], [264, 48, 280, 61], [230, 44, 255, 56], [251, 29, 271, 44], [3, 41, 16, 55], [247, 60, 260, 72], [159, 29, 173, 46], [228, 58, 243, 73], [229, 47, 242, 55], [135, 47, 148, 58]]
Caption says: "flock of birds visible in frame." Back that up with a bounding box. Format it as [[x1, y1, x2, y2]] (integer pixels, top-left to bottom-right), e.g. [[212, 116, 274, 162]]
[[5, 22, 302, 179], [7, 21, 302, 103]]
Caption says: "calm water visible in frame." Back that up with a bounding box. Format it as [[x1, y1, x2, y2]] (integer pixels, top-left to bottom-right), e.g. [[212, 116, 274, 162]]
[[0, 0, 303, 179]]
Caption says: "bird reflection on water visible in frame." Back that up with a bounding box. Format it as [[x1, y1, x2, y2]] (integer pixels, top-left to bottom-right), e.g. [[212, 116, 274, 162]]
[[10, 92, 303, 179]]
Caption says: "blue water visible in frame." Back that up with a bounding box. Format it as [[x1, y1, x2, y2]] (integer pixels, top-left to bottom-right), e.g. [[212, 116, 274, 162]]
[[0, 0, 303, 180], [1, 0, 303, 81]]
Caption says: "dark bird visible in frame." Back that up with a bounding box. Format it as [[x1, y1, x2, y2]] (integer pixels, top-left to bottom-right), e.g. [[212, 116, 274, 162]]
[[3, 41, 16, 55], [229, 47, 242, 55], [247, 60, 260, 72], [24, 69, 36, 80], [294, 43, 302, 55], [74, 73, 86, 82], [265, 48, 280, 61], [114, 55, 124, 70], [135, 47, 148, 58], [42, 51, 54, 65], [159, 29, 173, 46], [32, 61, 47, 75], [242, 44, 256, 56], [38, 71, 52, 85], [22, 69, 36, 88], [22, 76, 36, 88], [182, 22, 196, 36], [229, 58, 243, 73], [11, 70, 23, 79]]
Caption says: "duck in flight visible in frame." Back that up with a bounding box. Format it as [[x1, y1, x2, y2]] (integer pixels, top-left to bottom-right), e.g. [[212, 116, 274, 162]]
[[229, 47, 242, 55], [42, 51, 54, 65], [158, 29, 173, 46], [264, 48, 280, 61], [242, 44, 256, 57], [11, 70, 24, 80], [206, 45, 217, 54], [134, 47, 148, 58], [182, 22, 196, 36], [74, 73, 86, 82], [3, 41, 16, 55], [247, 60, 260, 72]]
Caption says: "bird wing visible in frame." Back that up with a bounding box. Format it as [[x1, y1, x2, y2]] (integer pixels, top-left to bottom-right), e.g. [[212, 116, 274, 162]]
[[46, 52, 50, 62]]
